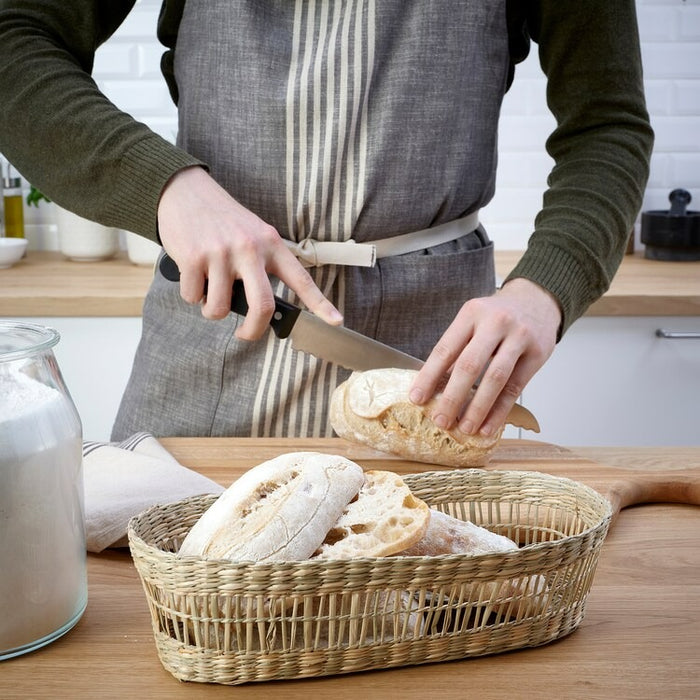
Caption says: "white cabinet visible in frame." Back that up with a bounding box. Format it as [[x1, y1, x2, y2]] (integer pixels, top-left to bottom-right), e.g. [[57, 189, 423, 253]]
[[523, 316, 700, 446]]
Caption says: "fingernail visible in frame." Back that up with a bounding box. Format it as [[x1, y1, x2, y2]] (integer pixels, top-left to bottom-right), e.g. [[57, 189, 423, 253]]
[[409, 388, 424, 404], [433, 413, 449, 430], [329, 309, 343, 324], [480, 424, 493, 437], [459, 420, 475, 435]]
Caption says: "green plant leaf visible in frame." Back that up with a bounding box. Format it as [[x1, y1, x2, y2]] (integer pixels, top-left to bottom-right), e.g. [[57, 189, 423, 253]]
[[26, 185, 51, 207]]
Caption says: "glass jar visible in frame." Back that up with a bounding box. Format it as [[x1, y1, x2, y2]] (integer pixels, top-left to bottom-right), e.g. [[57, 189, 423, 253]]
[[0, 321, 87, 660]]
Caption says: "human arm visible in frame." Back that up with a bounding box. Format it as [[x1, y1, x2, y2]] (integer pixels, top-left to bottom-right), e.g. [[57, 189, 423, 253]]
[[0, 0, 341, 334], [411, 0, 654, 436], [0, 0, 199, 238]]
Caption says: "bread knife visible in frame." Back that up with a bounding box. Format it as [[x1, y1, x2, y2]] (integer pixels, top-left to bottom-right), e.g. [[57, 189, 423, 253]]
[[158, 253, 540, 431]]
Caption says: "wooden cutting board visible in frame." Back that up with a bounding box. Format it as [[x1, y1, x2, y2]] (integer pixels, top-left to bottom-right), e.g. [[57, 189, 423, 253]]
[[159, 438, 700, 522], [488, 440, 700, 521]]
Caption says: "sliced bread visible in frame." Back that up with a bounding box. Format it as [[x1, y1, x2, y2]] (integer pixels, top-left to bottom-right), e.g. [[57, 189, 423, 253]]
[[312, 470, 430, 559]]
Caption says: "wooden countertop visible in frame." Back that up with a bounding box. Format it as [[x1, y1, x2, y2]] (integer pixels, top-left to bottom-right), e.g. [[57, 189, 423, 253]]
[[1, 249, 699, 317], [496, 250, 700, 317], [0, 251, 153, 317], [2, 438, 698, 699]]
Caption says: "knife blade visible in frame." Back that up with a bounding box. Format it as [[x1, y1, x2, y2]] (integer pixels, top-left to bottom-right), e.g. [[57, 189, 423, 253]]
[[158, 253, 539, 431], [158, 253, 422, 371]]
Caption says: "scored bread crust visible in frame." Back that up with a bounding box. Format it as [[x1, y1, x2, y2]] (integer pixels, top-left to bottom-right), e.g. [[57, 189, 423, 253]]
[[330, 369, 503, 467], [177, 452, 365, 562], [398, 509, 519, 557], [312, 470, 430, 559]]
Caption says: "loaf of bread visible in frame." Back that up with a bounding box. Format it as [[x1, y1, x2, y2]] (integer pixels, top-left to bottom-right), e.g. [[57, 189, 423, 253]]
[[399, 508, 519, 557], [398, 509, 547, 621], [313, 470, 430, 559], [177, 452, 365, 562], [330, 368, 503, 467]]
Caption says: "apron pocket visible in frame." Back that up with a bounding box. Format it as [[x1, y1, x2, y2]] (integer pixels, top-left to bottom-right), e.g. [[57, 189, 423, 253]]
[[373, 229, 495, 360]]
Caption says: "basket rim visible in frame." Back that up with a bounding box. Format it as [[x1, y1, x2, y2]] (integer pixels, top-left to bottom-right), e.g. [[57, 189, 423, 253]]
[[127, 467, 613, 571]]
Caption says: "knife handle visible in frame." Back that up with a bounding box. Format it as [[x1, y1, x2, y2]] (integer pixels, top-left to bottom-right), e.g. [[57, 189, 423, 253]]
[[158, 253, 300, 339]]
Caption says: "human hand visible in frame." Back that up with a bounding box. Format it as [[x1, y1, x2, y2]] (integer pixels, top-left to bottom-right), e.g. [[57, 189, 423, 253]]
[[157, 167, 343, 339], [408, 278, 561, 436]]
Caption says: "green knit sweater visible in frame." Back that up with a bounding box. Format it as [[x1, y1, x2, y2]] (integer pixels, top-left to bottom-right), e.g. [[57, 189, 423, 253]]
[[0, 0, 653, 336]]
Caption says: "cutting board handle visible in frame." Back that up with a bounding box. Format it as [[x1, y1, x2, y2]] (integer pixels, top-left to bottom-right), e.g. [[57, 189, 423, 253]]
[[605, 468, 700, 517]]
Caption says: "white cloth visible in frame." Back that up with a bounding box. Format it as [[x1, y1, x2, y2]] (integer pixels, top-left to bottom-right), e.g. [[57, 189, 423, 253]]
[[82, 432, 223, 553]]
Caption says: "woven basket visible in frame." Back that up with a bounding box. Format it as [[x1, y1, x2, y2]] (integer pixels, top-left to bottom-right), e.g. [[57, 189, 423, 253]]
[[128, 468, 612, 685]]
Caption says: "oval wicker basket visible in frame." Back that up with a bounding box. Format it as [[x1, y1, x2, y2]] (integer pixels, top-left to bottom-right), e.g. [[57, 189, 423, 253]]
[[127, 468, 612, 685]]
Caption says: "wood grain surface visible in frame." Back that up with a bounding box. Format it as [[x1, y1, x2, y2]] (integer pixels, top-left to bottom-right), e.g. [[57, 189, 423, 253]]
[[1, 438, 698, 699], [2, 250, 699, 317], [0, 251, 152, 316]]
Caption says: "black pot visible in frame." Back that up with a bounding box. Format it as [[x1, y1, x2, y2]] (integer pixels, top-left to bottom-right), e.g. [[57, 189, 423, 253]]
[[641, 189, 700, 261]]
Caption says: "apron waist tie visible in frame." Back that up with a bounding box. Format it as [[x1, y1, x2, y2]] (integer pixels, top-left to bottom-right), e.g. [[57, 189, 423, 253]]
[[284, 211, 480, 268]]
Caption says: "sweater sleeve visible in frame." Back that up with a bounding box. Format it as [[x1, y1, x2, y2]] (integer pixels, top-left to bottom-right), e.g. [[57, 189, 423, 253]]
[[0, 0, 202, 241], [504, 0, 654, 337]]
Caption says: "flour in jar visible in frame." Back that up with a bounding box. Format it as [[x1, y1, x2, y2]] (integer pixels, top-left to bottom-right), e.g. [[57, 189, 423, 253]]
[[0, 362, 62, 413], [0, 364, 86, 656]]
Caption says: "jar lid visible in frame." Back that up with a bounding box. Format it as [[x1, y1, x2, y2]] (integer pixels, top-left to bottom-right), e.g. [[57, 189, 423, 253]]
[[3, 176, 21, 190]]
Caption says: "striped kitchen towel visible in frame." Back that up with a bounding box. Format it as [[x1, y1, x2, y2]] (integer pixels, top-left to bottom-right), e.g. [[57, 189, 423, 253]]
[[82, 432, 223, 553]]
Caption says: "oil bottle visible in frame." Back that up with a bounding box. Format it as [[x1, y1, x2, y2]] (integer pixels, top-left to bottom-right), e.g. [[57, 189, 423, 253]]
[[3, 162, 25, 239]]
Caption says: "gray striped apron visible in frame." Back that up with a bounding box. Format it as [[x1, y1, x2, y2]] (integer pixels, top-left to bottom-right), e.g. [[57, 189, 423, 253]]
[[112, 0, 509, 440]]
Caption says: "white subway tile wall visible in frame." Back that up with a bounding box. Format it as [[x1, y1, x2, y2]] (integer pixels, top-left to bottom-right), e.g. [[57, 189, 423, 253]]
[[89, 0, 698, 250]]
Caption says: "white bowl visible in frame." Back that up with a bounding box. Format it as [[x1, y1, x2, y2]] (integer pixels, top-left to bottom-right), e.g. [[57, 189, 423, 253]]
[[55, 207, 118, 261], [125, 231, 161, 266], [0, 238, 28, 269]]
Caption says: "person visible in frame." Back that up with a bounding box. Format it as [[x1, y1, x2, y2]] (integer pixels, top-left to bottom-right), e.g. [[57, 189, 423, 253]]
[[0, 1, 653, 441]]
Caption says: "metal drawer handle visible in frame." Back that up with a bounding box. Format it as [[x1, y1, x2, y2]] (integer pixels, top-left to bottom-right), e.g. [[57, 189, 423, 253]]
[[655, 329, 700, 339]]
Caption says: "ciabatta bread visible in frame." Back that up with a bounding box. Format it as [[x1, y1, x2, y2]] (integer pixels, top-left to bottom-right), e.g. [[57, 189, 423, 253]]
[[312, 470, 430, 559], [178, 452, 364, 562], [399, 508, 518, 557], [399, 509, 548, 620], [330, 368, 503, 467]]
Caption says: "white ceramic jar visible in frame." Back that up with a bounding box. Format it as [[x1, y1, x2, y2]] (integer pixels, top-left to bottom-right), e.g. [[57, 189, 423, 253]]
[[55, 206, 118, 261]]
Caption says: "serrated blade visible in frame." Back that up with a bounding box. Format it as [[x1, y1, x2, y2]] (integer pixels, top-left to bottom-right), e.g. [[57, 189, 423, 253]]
[[288, 311, 424, 371]]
